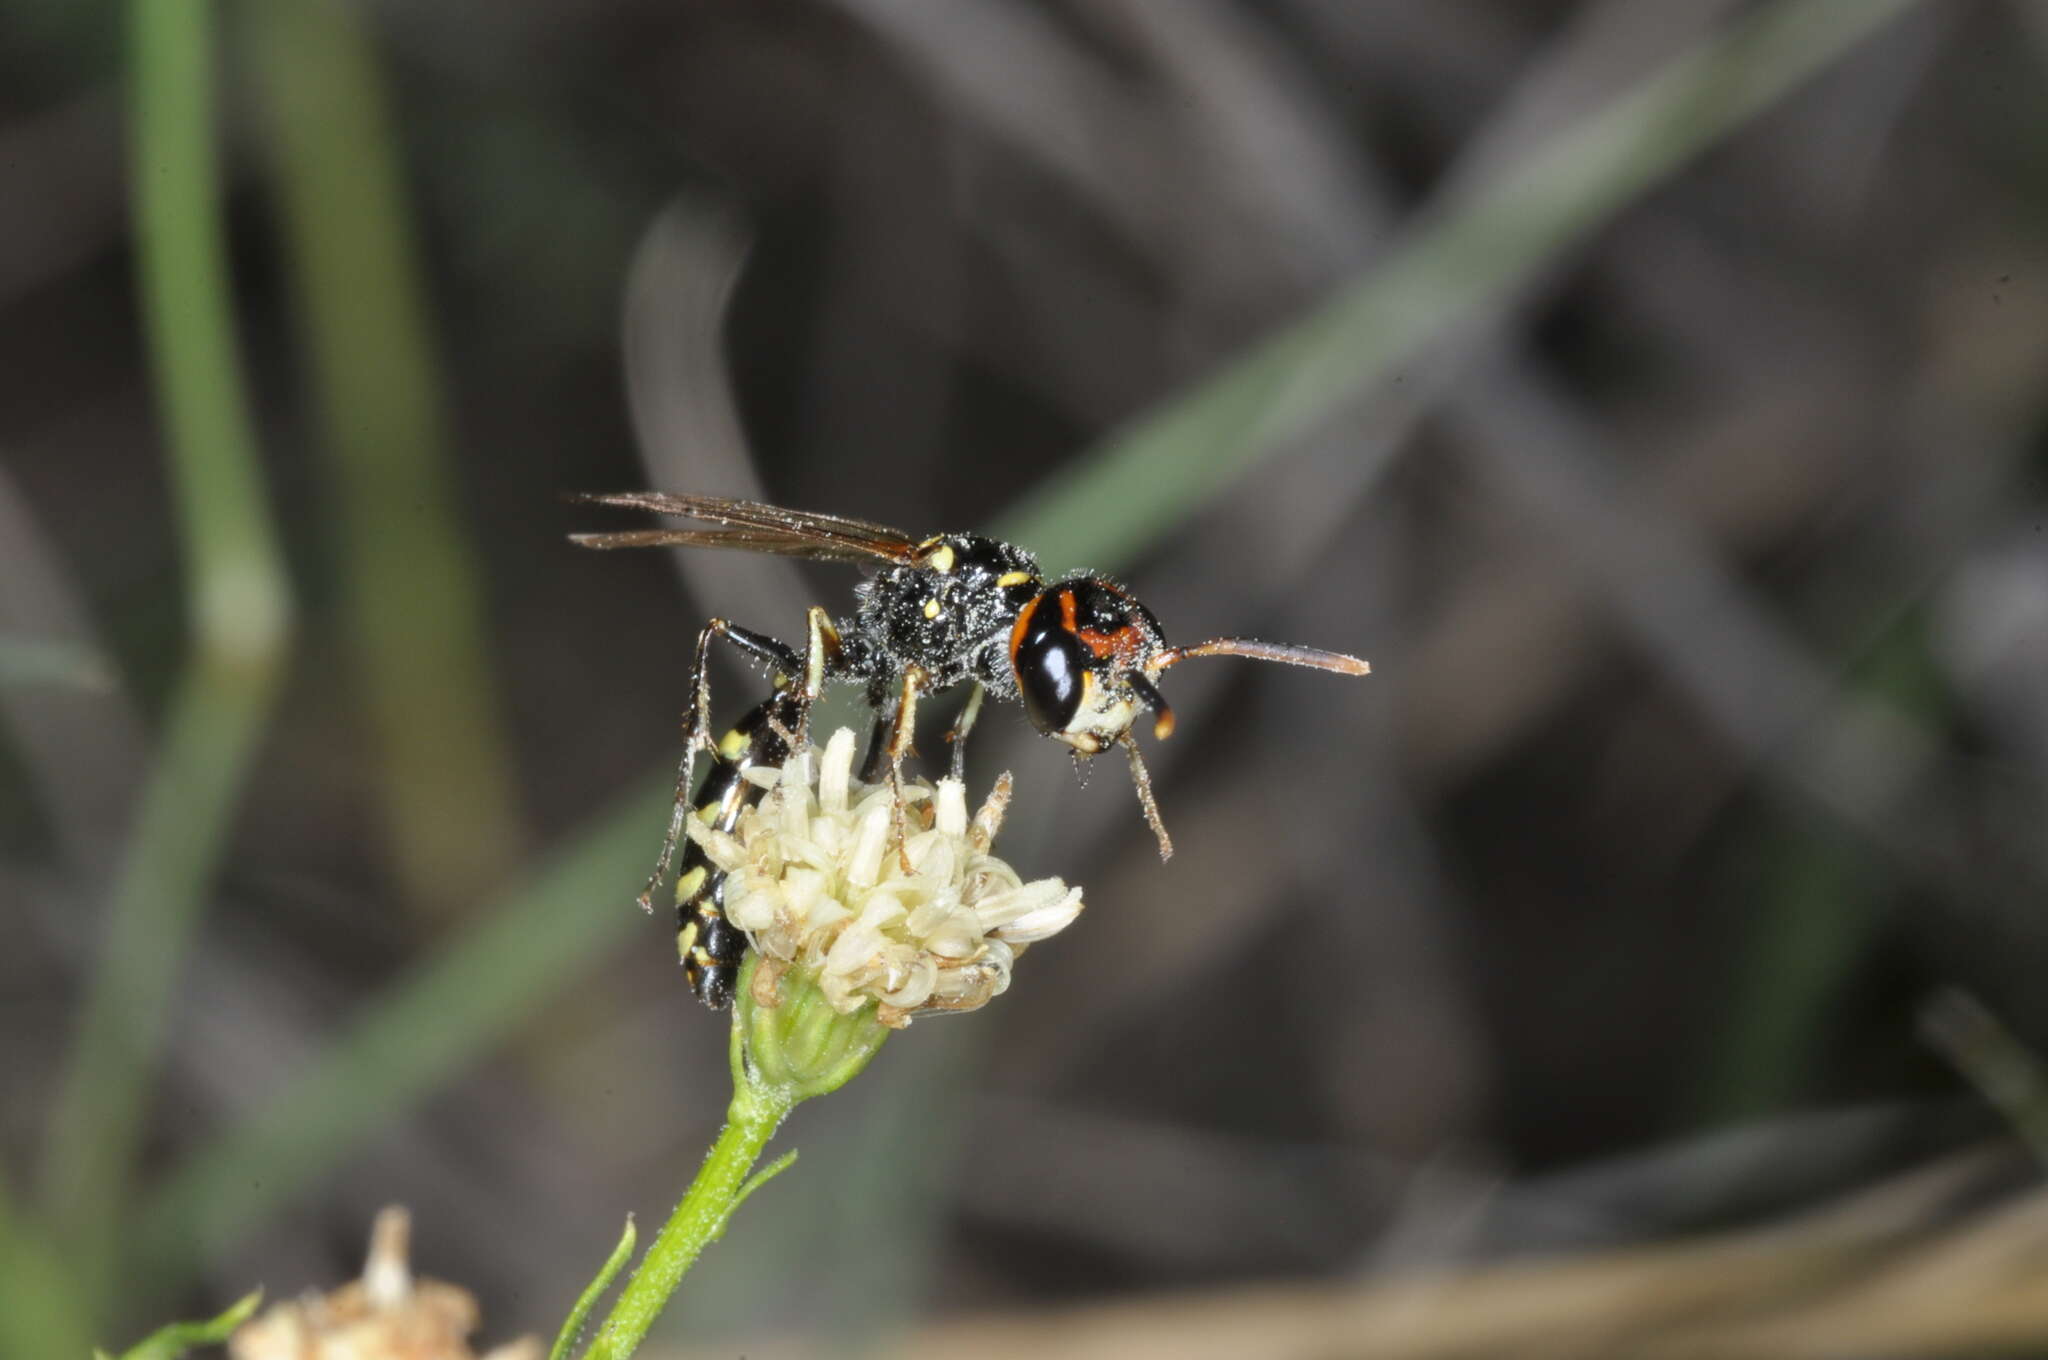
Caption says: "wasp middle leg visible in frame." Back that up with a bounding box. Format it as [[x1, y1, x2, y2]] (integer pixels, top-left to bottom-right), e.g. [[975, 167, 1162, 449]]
[[790, 605, 841, 751], [881, 667, 927, 872]]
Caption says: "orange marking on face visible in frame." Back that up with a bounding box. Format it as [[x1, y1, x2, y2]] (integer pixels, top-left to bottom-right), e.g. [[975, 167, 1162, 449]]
[[1078, 623, 1144, 663]]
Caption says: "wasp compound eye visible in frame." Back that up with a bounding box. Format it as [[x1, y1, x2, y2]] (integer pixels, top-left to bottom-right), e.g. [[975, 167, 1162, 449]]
[[1013, 609, 1090, 736]]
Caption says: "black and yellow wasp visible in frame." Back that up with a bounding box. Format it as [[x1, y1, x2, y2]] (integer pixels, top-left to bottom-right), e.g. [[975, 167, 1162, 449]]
[[574, 492, 1370, 1009]]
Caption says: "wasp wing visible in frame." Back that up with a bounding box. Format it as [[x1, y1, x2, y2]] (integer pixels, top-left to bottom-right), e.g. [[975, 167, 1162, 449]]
[[569, 526, 895, 564], [570, 492, 920, 565]]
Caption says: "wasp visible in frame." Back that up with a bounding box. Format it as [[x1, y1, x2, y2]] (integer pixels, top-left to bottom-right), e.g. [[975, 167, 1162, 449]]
[[573, 492, 1370, 1009]]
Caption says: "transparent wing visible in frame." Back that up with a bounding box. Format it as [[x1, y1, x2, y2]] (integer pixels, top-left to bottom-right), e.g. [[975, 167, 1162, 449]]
[[569, 491, 920, 565], [568, 526, 897, 564]]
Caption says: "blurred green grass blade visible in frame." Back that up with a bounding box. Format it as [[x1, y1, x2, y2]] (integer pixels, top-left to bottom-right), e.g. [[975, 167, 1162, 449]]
[[0, 1174, 96, 1360], [246, 0, 524, 919], [1921, 990, 2048, 1165], [1702, 613, 1941, 1120], [1703, 821, 1880, 1121], [131, 777, 664, 1283], [0, 634, 115, 691], [996, 0, 1923, 572], [103, 1290, 260, 1360], [43, 0, 294, 1276]]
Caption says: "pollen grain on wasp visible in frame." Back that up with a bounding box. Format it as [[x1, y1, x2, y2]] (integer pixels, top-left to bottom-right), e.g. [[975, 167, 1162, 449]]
[[686, 728, 1083, 1028]]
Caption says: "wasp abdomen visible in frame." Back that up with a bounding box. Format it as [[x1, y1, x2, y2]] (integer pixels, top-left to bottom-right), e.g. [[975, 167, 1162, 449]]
[[675, 688, 801, 1009]]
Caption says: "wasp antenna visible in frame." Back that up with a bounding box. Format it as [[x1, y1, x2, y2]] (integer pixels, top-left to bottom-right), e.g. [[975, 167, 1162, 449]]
[[1154, 637, 1370, 676], [1127, 672, 1176, 740], [1120, 733, 1173, 861]]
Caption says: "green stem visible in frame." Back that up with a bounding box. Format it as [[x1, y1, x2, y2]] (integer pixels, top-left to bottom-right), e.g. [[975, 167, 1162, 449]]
[[581, 1082, 793, 1360], [43, 0, 292, 1292], [0, 1175, 94, 1360], [550, 1217, 637, 1360], [574, 959, 888, 1358]]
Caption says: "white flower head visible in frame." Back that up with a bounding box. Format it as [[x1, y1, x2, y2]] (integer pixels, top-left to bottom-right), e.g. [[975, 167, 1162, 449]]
[[686, 728, 1083, 1028]]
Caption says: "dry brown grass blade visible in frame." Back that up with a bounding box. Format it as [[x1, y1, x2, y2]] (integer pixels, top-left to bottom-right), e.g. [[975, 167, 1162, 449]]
[[640, 1148, 2041, 1360]]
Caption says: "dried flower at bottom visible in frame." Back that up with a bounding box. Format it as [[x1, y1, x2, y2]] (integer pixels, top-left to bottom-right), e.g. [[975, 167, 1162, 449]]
[[231, 1206, 538, 1360]]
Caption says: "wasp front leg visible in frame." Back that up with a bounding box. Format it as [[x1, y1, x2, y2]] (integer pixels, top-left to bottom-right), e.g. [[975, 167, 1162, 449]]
[[1119, 730, 1174, 861]]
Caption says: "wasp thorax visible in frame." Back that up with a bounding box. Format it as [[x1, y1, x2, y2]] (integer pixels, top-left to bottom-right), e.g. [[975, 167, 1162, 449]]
[[856, 533, 1041, 691]]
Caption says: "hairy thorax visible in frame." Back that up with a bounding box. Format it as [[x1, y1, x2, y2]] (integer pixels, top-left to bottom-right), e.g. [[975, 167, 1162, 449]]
[[848, 533, 1042, 694]]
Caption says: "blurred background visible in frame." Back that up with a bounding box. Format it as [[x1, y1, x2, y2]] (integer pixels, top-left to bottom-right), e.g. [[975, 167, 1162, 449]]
[[7, 0, 2048, 1355]]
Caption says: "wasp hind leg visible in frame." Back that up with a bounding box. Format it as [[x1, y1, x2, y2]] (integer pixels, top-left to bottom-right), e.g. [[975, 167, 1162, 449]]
[[640, 617, 803, 914]]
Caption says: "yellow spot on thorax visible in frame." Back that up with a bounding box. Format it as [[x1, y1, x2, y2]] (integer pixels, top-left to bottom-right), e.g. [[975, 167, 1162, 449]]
[[996, 570, 1034, 588], [718, 727, 749, 758], [923, 597, 942, 619], [925, 542, 957, 573]]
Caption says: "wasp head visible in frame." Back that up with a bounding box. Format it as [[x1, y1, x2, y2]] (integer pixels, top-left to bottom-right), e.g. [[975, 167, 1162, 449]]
[[1008, 577, 1175, 755], [1007, 574, 1371, 859]]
